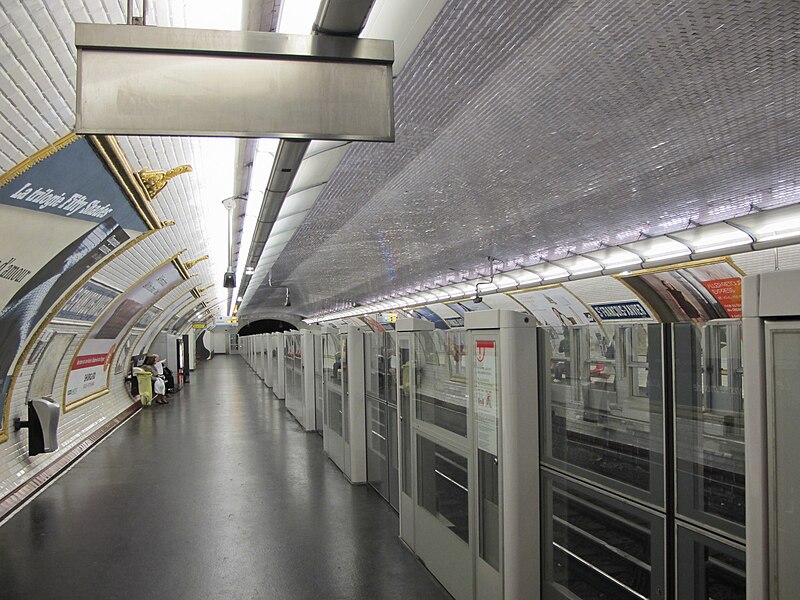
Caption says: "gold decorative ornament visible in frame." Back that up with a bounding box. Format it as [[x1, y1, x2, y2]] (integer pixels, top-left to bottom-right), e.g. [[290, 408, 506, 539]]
[[185, 255, 209, 269], [137, 164, 192, 199]]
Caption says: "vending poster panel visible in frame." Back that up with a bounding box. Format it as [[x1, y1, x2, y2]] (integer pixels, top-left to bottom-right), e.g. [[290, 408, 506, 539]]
[[65, 259, 185, 407], [620, 259, 743, 325], [0, 136, 151, 439]]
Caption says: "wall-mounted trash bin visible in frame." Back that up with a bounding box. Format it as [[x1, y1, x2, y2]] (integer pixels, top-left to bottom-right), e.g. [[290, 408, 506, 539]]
[[14, 397, 60, 456]]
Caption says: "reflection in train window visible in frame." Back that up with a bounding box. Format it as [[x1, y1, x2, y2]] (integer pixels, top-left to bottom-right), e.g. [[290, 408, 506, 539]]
[[539, 324, 665, 505], [417, 435, 469, 544]]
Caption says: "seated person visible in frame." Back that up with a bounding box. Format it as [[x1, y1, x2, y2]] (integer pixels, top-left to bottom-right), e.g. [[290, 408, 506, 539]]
[[143, 355, 168, 404]]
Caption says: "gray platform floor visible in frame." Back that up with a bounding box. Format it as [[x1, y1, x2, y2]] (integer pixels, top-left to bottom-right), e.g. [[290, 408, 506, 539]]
[[0, 355, 451, 600]]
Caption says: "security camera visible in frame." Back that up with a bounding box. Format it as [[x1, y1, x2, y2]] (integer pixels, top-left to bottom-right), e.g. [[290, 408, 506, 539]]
[[473, 294, 483, 304]]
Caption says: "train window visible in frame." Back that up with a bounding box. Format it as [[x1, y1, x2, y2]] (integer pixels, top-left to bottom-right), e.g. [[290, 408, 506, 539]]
[[539, 324, 665, 506], [416, 435, 469, 544]]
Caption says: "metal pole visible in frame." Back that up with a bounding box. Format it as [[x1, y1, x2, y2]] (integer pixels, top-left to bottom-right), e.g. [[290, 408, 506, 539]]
[[127, 0, 134, 24]]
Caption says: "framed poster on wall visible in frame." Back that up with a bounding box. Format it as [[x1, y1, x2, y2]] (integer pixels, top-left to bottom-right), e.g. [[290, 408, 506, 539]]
[[64, 258, 186, 409], [619, 258, 743, 325], [0, 135, 158, 441], [26, 333, 75, 402]]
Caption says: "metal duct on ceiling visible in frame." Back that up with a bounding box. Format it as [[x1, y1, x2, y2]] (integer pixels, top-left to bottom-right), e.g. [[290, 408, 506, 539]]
[[233, 0, 379, 311]]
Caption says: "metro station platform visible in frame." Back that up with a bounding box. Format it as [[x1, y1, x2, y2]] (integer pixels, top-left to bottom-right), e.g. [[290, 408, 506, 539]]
[[0, 356, 450, 600]]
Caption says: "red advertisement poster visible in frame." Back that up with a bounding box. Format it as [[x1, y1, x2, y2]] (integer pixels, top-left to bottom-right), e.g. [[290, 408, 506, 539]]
[[701, 278, 742, 318]]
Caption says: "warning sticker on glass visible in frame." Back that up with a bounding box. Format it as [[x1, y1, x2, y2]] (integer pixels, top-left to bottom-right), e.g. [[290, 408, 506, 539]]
[[474, 339, 498, 455]]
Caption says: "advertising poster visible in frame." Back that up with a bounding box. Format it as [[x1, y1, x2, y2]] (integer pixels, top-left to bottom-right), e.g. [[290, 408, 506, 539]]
[[171, 300, 204, 334], [621, 260, 743, 325], [474, 339, 498, 455], [114, 332, 139, 376], [479, 293, 528, 312], [448, 299, 491, 315], [510, 285, 596, 327], [361, 315, 386, 333], [27, 333, 75, 401], [65, 260, 185, 406], [0, 137, 150, 436], [135, 305, 162, 330], [410, 306, 450, 330]]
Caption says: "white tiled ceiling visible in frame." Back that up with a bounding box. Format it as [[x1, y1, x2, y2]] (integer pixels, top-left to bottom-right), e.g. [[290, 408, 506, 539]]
[[258, 0, 800, 319]]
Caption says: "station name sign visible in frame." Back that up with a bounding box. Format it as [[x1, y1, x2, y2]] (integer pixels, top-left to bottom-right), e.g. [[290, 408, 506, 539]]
[[591, 301, 651, 321]]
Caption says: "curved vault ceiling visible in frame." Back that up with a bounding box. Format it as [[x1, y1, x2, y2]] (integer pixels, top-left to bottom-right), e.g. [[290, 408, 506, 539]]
[[249, 0, 799, 319]]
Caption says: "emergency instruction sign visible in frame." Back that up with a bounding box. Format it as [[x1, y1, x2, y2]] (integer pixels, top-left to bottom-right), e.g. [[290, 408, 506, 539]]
[[474, 339, 498, 455]]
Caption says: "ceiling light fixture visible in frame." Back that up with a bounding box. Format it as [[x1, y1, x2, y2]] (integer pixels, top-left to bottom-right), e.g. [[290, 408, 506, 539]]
[[277, 0, 319, 34]]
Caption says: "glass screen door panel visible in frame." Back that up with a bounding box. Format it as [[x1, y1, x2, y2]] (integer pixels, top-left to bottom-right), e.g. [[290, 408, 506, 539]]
[[541, 470, 666, 600], [399, 335, 413, 498], [315, 335, 323, 433], [676, 524, 746, 600], [323, 333, 345, 471], [398, 334, 415, 547], [539, 324, 665, 507], [415, 432, 473, 600], [674, 321, 745, 541], [414, 330, 468, 438]]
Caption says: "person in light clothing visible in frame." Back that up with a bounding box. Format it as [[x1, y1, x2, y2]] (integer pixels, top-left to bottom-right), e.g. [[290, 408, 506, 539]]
[[143, 355, 168, 404]]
